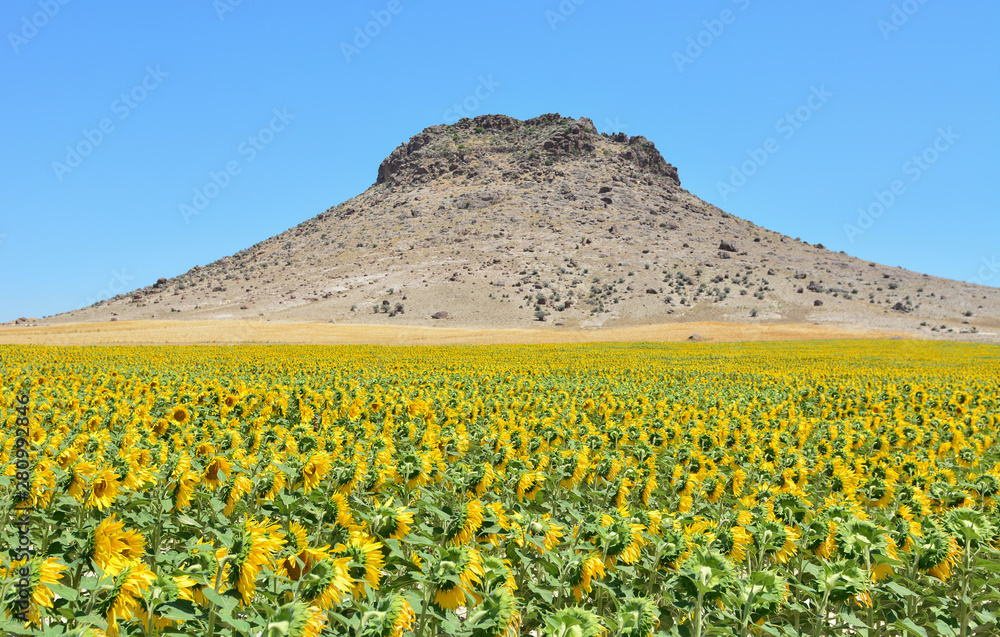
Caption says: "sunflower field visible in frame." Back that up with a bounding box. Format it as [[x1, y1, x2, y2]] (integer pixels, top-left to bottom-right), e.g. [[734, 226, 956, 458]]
[[1, 341, 999, 637]]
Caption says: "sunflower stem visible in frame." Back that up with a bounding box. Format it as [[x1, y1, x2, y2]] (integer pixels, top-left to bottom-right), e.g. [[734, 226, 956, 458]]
[[149, 496, 164, 575], [206, 555, 231, 637], [415, 581, 433, 637], [958, 537, 972, 637], [692, 589, 704, 637]]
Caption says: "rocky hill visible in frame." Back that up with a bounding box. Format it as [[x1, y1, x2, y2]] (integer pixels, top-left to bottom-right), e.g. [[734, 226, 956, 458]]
[[38, 113, 1000, 341]]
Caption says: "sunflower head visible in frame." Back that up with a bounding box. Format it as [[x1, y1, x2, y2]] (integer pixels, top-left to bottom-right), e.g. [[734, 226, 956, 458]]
[[543, 606, 606, 637], [615, 597, 658, 637], [169, 406, 190, 425], [354, 594, 416, 637], [266, 601, 327, 637], [429, 546, 484, 611]]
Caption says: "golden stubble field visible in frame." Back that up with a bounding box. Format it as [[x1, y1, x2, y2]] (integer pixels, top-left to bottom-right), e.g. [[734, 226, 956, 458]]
[[0, 319, 908, 346]]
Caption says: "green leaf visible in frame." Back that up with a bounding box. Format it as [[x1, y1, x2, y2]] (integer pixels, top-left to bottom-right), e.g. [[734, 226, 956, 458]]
[[222, 614, 252, 633], [527, 581, 554, 603], [158, 600, 201, 622], [176, 513, 200, 527], [896, 618, 928, 637], [974, 609, 997, 625], [839, 610, 868, 629], [46, 582, 78, 601], [73, 614, 109, 630], [885, 581, 917, 598], [933, 620, 958, 637], [201, 587, 239, 614]]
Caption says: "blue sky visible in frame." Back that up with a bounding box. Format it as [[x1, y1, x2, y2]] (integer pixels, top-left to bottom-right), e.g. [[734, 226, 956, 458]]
[[2, 1, 998, 321]]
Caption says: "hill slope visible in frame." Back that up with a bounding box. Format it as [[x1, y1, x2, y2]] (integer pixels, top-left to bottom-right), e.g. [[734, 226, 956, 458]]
[[36, 113, 1000, 341]]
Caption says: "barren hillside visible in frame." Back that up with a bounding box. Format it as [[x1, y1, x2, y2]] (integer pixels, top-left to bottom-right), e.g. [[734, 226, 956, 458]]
[[29, 113, 1000, 342]]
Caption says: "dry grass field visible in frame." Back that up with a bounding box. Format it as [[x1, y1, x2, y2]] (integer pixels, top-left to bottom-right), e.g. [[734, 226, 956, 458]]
[[0, 319, 907, 346]]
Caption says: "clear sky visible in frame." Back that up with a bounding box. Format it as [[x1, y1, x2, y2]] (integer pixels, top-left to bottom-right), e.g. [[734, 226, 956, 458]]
[[2, 1, 998, 321]]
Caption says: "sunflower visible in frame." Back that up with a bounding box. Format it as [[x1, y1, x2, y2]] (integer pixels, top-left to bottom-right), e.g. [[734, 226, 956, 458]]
[[515, 470, 540, 501], [203, 456, 232, 490], [713, 525, 752, 563], [354, 594, 416, 637], [752, 520, 799, 565], [731, 468, 746, 497], [296, 452, 331, 493], [640, 471, 657, 505], [256, 468, 287, 502], [97, 561, 156, 637], [559, 449, 589, 489], [803, 519, 838, 559], [168, 406, 190, 425], [85, 467, 121, 510], [221, 475, 253, 517], [703, 476, 725, 503], [120, 453, 155, 492], [972, 473, 999, 506], [56, 446, 78, 469], [566, 552, 606, 600], [917, 525, 962, 581], [226, 517, 286, 605], [331, 493, 356, 528], [617, 597, 658, 637], [615, 475, 636, 509], [367, 499, 414, 541], [445, 499, 485, 545], [827, 460, 859, 500], [478, 501, 512, 546], [4, 557, 67, 626], [430, 546, 484, 611], [171, 469, 200, 512], [279, 521, 330, 581], [86, 514, 146, 577], [134, 572, 198, 631], [543, 607, 606, 637], [65, 460, 96, 500], [397, 451, 432, 490], [267, 601, 328, 637], [600, 515, 645, 566], [834, 519, 899, 583], [522, 514, 565, 554], [335, 537, 384, 599], [887, 505, 922, 551], [298, 556, 353, 609]]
